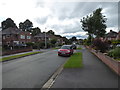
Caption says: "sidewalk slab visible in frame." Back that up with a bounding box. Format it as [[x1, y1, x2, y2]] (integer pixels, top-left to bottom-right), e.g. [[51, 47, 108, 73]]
[[52, 46, 119, 88]]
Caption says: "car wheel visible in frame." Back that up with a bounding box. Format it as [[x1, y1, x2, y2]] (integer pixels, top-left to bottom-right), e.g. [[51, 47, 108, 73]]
[[58, 54, 60, 56]]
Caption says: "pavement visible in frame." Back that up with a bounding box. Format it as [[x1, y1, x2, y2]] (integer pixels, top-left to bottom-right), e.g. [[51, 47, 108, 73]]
[[51, 45, 119, 88]]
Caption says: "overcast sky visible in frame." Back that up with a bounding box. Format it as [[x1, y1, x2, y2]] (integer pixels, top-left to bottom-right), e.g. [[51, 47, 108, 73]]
[[0, 0, 119, 39]]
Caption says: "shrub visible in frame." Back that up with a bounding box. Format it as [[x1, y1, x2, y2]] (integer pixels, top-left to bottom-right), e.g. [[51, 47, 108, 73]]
[[108, 47, 120, 59], [93, 38, 109, 53], [50, 39, 57, 45], [26, 42, 34, 47], [83, 39, 91, 46]]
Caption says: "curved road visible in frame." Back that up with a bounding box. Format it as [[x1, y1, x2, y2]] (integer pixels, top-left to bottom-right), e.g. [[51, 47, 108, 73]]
[[2, 50, 69, 88]]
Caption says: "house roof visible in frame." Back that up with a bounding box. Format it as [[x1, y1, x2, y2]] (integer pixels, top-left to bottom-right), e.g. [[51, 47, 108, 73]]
[[2, 27, 31, 35], [34, 33, 49, 38], [2, 27, 21, 35], [106, 30, 118, 38]]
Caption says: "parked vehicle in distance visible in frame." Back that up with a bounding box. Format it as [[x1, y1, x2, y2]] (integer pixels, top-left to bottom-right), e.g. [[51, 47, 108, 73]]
[[116, 44, 120, 47], [71, 44, 77, 49], [58, 45, 74, 56]]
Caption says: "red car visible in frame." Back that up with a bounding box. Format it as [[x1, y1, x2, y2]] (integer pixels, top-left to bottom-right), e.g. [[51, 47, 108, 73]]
[[58, 45, 74, 56]]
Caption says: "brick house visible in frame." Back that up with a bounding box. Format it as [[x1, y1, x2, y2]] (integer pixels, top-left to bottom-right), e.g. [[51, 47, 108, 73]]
[[116, 31, 120, 40], [2, 27, 32, 47], [49, 34, 65, 45], [33, 33, 49, 43], [0, 27, 2, 46], [104, 30, 118, 41], [33, 33, 65, 45]]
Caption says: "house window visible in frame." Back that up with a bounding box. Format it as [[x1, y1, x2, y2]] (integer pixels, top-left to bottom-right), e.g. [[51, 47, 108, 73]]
[[20, 35, 25, 39], [3, 36, 5, 39], [49, 38, 51, 40], [27, 36, 31, 39]]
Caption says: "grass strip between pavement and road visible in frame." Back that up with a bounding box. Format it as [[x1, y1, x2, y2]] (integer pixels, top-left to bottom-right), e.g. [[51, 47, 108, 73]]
[[77, 47, 82, 50], [115, 58, 120, 61], [52, 47, 60, 49], [0, 51, 41, 62], [64, 52, 83, 68]]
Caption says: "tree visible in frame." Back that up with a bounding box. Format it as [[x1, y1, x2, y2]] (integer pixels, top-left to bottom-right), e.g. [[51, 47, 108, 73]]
[[31, 27, 41, 36], [1, 18, 18, 30], [80, 8, 107, 38], [70, 36, 77, 42], [50, 39, 57, 45], [47, 30, 55, 35], [92, 8, 107, 37], [19, 19, 33, 31], [62, 37, 69, 44], [19, 22, 25, 30]]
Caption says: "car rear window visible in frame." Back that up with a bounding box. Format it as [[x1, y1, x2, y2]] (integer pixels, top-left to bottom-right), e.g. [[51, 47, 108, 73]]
[[61, 46, 71, 49]]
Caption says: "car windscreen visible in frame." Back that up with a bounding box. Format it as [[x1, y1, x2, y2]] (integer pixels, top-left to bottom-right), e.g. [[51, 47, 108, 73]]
[[61, 46, 71, 49]]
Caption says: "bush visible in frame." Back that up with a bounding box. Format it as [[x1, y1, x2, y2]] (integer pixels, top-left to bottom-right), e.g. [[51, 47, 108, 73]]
[[108, 47, 120, 59], [111, 40, 120, 45], [26, 42, 34, 47], [93, 38, 109, 53], [83, 39, 91, 46]]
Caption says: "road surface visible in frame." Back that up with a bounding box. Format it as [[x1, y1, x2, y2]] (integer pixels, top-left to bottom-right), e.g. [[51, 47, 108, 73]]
[[2, 49, 69, 88]]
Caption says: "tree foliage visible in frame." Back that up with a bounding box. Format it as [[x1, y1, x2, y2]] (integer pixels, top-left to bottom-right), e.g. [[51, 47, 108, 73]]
[[47, 30, 55, 35], [69, 36, 77, 42], [80, 8, 107, 38], [19, 19, 33, 31], [1, 18, 18, 30], [50, 39, 57, 45], [31, 27, 41, 36]]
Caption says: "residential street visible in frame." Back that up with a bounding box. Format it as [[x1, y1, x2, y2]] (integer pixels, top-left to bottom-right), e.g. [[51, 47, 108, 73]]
[[2, 49, 69, 88]]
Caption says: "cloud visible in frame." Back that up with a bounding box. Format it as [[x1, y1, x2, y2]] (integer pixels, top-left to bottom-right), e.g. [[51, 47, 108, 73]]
[[0, 0, 119, 39], [61, 31, 88, 39], [35, 16, 48, 25]]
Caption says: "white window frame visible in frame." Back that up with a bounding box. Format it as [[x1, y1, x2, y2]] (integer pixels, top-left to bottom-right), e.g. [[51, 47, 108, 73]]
[[27, 36, 31, 39], [20, 35, 25, 39]]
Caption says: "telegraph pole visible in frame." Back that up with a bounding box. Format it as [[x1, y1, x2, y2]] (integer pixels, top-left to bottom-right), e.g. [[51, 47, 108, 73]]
[[45, 27, 47, 49]]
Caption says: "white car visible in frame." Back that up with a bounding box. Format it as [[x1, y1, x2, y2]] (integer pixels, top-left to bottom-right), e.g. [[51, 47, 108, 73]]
[[116, 44, 120, 47]]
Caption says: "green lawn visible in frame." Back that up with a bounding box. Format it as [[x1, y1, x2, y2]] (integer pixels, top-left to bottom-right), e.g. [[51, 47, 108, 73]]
[[0, 51, 41, 62], [64, 52, 83, 68]]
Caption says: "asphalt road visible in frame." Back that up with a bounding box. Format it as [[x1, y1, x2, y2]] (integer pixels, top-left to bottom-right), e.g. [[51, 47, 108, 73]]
[[2, 49, 69, 88]]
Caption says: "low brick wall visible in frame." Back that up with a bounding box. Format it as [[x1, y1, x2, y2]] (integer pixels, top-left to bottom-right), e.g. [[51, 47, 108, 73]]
[[85, 46, 120, 76], [2, 47, 32, 56]]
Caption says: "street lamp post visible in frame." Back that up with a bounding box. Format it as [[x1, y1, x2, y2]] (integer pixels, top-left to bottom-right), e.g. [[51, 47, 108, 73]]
[[45, 27, 47, 49]]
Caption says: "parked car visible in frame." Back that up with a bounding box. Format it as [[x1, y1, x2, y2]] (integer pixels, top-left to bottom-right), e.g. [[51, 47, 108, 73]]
[[58, 45, 74, 56], [116, 44, 120, 47], [71, 44, 77, 49]]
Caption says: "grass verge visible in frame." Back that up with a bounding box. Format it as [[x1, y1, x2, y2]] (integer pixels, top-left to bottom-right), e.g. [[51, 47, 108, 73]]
[[77, 47, 82, 50], [115, 58, 120, 61], [64, 52, 83, 68], [0, 51, 41, 62], [52, 47, 60, 49]]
